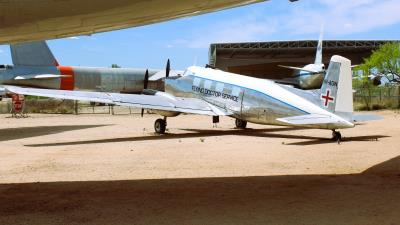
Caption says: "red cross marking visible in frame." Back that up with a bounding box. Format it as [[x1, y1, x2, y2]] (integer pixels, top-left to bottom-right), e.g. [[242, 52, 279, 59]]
[[321, 90, 334, 107]]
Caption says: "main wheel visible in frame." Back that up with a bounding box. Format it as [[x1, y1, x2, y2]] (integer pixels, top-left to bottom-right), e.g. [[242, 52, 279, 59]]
[[332, 130, 342, 143], [235, 119, 247, 129], [154, 119, 166, 134]]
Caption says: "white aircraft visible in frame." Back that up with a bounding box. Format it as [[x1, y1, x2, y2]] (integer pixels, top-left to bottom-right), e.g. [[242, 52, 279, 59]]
[[5, 55, 377, 142], [279, 30, 325, 89]]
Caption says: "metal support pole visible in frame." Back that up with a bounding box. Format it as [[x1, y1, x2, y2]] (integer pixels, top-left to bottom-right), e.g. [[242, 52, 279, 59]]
[[74, 100, 78, 115]]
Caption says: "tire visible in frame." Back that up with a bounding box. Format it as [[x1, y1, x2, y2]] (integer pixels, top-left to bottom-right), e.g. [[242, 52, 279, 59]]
[[235, 119, 247, 129], [154, 119, 166, 134], [332, 131, 342, 142]]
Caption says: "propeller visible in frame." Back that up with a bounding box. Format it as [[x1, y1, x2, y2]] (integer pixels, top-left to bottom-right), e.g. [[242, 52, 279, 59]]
[[144, 69, 149, 89], [141, 69, 149, 117], [166, 59, 170, 78]]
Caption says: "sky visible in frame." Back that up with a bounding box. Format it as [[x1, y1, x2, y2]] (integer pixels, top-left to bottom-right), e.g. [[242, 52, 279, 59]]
[[0, 0, 399, 70]]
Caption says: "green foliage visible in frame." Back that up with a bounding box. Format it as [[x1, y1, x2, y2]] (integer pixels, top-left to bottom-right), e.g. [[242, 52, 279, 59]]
[[357, 42, 400, 83], [111, 64, 121, 68], [353, 77, 376, 110]]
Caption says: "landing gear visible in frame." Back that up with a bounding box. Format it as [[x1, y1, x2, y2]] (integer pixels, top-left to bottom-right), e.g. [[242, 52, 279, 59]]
[[154, 117, 167, 134], [235, 118, 247, 129], [332, 130, 342, 143]]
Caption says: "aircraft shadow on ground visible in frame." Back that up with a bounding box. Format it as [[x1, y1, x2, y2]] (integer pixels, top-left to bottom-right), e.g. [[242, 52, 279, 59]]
[[0, 125, 109, 142], [0, 156, 399, 225], [25, 127, 389, 147]]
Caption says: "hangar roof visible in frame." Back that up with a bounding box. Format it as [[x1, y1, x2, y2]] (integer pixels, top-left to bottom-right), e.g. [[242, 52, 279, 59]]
[[209, 40, 397, 79]]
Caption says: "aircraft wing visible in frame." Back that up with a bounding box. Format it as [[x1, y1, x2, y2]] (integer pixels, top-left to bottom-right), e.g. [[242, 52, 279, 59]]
[[278, 65, 304, 71], [0, 0, 269, 44], [4, 85, 231, 116], [277, 114, 345, 125]]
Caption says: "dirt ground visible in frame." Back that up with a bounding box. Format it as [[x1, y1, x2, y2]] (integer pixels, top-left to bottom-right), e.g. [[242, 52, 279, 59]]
[[0, 111, 399, 225]]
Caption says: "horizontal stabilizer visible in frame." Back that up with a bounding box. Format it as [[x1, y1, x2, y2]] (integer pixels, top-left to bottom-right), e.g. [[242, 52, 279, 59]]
[[149, 70, 184, 81], [352, 114, 383, 122], [277, 114, 343, 125], [278, 65, 317, 73], [14, 74, 71, 80]]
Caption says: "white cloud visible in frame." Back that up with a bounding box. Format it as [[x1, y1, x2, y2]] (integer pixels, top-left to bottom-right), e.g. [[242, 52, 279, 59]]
[[284, 0, 400, 35], [69, 36, 80, 40], [173, 0, 400, 49], [175, 14, 278, 49]]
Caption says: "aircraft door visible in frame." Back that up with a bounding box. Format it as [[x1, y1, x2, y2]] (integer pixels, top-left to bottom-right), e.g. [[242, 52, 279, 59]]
[[222, 86, 243, 116], [241, 89, 262, 123]]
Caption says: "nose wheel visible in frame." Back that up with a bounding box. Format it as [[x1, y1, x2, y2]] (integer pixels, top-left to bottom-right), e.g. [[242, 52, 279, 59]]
[[235, 119, 247, 129], [332, 130, 342, 143], [154, 118, 167, 134]]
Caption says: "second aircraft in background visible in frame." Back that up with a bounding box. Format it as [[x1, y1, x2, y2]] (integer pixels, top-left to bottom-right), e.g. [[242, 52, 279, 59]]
[[0, 41, 180, 99]]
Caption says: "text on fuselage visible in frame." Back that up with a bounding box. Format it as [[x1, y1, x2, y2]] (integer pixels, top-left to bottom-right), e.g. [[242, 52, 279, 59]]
[[192, 85, 239, 102]]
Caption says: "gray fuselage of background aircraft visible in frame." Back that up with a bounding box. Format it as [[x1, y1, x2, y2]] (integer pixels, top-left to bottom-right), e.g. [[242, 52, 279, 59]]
[[0, 41, 166, 96]]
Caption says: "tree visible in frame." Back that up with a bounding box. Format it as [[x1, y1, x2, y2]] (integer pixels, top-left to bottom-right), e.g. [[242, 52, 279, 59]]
[[111, 64, 121, 68], [358, 42, 400, 84]]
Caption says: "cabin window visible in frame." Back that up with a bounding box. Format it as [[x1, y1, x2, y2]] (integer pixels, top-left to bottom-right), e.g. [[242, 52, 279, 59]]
[[193, 78, 201, 86], [204, 80, 212, 89], [216, 83, 224, 92], [232, 87, 241, 96]]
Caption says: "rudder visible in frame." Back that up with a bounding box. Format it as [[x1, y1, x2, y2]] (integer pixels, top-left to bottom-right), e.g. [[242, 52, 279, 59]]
[[319, 55, 353, 121], [10, 41, 59, 67]]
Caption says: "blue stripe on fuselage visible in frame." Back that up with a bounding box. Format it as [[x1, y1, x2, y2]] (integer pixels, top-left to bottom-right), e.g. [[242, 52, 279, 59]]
[[186, 75, 309, 115]]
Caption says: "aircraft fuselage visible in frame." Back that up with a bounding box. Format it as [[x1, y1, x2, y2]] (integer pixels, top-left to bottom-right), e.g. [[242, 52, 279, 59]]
[[297, 64, 325, 89], [166, 66, 353, 129], [0, 65, 160, 93]]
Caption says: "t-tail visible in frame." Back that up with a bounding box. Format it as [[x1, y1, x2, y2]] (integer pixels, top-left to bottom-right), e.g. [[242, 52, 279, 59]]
[[10, 41, 59, 67], [319, 55, 353, 121]]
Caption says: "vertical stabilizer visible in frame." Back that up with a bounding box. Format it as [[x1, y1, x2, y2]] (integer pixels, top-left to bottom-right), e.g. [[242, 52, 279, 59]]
[[314, 26, 324, 65], [11, 41, 59, 67], [320, 55, 353, 120]]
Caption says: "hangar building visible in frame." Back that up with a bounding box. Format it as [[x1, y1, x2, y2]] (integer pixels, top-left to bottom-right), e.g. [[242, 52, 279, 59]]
[[208, 40, 394, 79]]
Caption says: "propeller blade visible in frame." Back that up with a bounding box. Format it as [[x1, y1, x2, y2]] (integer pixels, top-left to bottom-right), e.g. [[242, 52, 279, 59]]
[[166, 59, 170, 78], [140, 69, 150, 117], [144, 69, 149, 90]]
